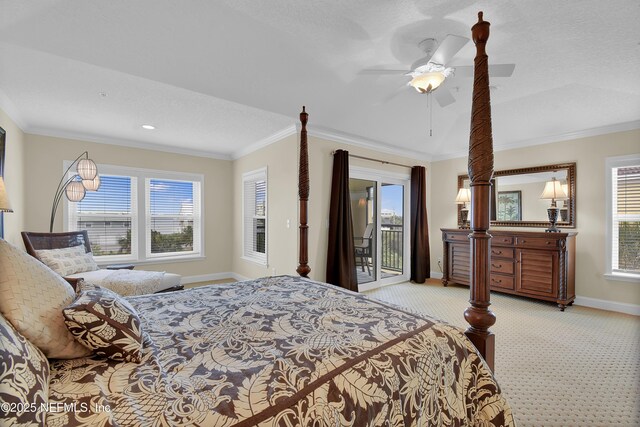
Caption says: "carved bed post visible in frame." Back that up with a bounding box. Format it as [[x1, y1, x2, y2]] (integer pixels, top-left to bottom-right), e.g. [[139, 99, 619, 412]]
[[297, 106, 311, 278], [464, 12, 496, 371]]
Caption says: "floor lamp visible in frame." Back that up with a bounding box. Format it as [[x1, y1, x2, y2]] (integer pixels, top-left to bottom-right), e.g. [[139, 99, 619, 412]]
[[50, 152, 100, 232]]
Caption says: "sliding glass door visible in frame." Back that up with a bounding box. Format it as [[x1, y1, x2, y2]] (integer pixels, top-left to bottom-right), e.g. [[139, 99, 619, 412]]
[[350, 178, 377, 285], [350, 167, 410, 290]]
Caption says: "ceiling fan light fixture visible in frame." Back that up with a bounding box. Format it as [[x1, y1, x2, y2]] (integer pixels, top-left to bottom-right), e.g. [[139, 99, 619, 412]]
[[409, 72, 446, 93]]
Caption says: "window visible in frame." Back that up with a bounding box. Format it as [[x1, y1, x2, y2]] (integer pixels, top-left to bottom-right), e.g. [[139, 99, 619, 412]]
[[70, 175, 137, 260], [242, 168, 267, 264], [146, 178, 201, 259], [606, 154, 640, 281], [66, 164, 203, 264]]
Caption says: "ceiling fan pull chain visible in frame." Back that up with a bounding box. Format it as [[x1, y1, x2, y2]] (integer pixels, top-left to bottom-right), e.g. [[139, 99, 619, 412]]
[[429, 93, 433, 137]]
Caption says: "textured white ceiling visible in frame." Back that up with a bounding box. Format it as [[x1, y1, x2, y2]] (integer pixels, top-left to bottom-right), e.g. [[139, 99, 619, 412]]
[[0, 0, 638, 160]]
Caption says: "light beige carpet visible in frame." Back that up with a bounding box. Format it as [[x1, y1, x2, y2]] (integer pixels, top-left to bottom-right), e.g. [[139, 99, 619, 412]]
[[366, 279, 640, 427]]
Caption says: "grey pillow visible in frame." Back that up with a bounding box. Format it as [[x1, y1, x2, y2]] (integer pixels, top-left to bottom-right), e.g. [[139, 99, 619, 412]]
[[63, 286, 144, 363]]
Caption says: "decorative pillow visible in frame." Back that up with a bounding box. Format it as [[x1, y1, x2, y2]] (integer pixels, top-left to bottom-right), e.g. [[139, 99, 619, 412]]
[[0, 239, 91, 359], [0, 313, 49, 426], [35, 244, 99, 277], [63, 286, 144, 363]]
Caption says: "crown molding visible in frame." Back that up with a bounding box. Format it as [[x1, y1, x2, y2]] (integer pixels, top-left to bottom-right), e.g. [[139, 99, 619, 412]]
[[230, 125, 297, 160], [25, 127, 233, 160], [431, 120, 640, 162], [0, 90, 28, 130], [301, 123, 432, 162]]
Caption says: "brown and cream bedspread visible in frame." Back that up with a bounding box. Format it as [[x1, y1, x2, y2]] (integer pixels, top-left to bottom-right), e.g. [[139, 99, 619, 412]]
[[47, 275, 514, 426]]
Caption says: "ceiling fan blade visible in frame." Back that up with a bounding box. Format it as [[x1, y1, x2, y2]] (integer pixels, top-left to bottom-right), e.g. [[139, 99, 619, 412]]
[[376, 84, 412, 105], [488, 63, 516, 77], [434, 87, 456, 107], [452, 63, 516, 78], [358, 69, 409, 75], [429, 34, 469, 65]]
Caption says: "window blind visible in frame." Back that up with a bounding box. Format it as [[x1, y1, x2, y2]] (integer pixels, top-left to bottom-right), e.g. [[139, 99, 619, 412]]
[[612, 165, 640, 274], [70, 175, 137, 258], [243, 169, 267, 264], [147, 178, 201, 256]]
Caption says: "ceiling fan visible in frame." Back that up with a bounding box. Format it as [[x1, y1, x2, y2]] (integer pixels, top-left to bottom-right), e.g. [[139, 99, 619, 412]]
[[362, 35, 515, 107]]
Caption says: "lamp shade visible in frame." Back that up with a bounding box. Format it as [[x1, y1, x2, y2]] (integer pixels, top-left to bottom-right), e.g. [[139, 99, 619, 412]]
[[409, 72, 446, 93], [82, 175, 101, 191], [540, 178, 567, 200], [455, 188, 471, 204], [65, 180, 86, 202], [561, 183, 569, 200], [77, 158, 98, 180], [0, 177, 13, 212]]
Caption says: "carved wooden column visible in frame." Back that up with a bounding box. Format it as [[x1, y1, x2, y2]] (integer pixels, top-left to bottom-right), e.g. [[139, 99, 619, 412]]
[[297, 106, 311, 278], [464, 12, 496, 371]]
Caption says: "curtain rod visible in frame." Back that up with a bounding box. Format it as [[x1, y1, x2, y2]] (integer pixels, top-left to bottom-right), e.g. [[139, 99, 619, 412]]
[[330, 151, 413, 169]]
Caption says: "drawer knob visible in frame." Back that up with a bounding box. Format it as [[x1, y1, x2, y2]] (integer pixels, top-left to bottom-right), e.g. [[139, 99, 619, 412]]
[[491, 263, 501, 268], [521, 240, 526, 243], [493, 279, 502, 284]]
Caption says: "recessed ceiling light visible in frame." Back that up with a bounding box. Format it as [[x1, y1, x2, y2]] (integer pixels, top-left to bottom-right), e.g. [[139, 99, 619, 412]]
[[141, 124, 155, 130]]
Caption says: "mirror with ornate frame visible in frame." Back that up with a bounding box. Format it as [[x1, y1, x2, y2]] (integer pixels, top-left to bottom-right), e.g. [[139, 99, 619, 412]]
[[457, 162, 576, 228]]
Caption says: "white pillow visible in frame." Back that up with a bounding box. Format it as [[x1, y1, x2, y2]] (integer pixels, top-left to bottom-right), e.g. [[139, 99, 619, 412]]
[[0, 239, 91, 359], [35, 244, 99, 277]]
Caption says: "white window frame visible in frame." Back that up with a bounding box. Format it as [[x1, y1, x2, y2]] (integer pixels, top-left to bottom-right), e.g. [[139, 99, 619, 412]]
[[242, 167, 268, 265], [605, 153, 640, 282], [349, 165, 411, 291], [145, 177, 202, 261], [65, 163, 205, 265]]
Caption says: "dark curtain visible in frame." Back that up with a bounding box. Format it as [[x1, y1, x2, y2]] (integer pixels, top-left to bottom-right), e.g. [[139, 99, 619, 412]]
[[410, 166, 430, 283], [490, 178, 497, 221], [326, 150, 358, 291]]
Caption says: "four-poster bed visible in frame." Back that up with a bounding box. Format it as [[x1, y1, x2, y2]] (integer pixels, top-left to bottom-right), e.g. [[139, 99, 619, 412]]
[[0, 12, 511, 427]]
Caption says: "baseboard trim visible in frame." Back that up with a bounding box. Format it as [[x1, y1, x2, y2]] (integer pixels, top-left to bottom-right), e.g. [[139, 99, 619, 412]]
[[181, 272, 238, 284], [430, 271, 444, 280], [230, 272, 251, 282], [574, 295, 640, 316]]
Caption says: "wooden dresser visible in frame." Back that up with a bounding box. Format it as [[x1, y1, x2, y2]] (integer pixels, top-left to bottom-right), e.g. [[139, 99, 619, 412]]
[[441, 228, 577, 310]]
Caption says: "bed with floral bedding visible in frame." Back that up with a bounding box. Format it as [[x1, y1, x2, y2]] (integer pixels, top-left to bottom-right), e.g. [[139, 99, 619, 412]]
[[38, 275, 514, 426]]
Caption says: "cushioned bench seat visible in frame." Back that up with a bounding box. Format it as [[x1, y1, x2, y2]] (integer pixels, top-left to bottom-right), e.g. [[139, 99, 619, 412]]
[[66, 269, 182, 295]]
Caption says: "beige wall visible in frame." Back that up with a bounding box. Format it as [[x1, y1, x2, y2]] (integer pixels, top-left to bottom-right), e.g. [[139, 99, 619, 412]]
[[8, 101, 639, 307], [23, 134, 234, 277], [232, 133, 427, 282], [0, 108, 26, 246], [429, 129, 640, 305]]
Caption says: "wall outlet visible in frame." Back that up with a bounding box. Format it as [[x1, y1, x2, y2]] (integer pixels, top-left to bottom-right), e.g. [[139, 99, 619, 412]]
[[437, 257, 443, 272]]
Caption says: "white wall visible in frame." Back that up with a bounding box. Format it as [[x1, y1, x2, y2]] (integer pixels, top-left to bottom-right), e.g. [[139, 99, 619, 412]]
[[429, 128, 640, 306]]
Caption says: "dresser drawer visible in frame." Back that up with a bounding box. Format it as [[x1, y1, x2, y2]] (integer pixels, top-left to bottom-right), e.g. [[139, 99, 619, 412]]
[[515, 237, 559, 248], [490, 274, 515, 290], [446, 232, 469, 242], [492, 236, 514, 245], [490, 260, 514, 274], [490, 247, 514, 258]]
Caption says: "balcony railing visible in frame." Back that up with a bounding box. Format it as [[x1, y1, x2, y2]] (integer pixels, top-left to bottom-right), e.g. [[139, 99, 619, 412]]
[[381, 224, 403, 272]]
